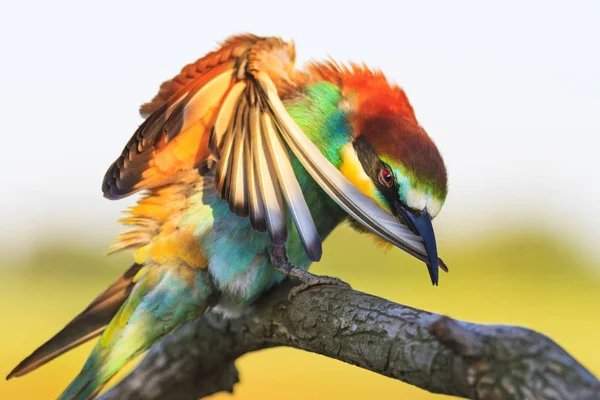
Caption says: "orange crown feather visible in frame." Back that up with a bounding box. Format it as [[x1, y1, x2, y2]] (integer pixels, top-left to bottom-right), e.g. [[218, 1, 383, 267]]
[[306, 61, 417, 122], [307, 61, 447, 196]]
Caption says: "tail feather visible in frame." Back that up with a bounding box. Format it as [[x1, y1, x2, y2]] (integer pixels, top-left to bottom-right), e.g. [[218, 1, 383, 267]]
[[58, 265, 213, 400], [7, 264, 142, 380]]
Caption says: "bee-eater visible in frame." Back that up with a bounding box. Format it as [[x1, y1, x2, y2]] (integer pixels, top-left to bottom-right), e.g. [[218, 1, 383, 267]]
[[8, 34, 448, 399]]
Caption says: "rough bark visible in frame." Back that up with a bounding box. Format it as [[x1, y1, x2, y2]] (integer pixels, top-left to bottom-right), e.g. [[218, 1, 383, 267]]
[[98, 281, 600, 400]]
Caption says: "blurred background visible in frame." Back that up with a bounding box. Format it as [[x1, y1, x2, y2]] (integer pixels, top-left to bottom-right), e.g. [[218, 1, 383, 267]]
[[1, 1, 599, 399]]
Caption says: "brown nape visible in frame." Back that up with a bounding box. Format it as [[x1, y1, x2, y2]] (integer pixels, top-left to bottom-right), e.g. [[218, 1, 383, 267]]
[[358, 115, 447, 194], [305, 61, 446, 194]]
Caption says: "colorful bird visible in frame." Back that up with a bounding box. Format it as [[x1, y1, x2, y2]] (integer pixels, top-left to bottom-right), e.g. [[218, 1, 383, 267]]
[[8, 34, 448, 399]]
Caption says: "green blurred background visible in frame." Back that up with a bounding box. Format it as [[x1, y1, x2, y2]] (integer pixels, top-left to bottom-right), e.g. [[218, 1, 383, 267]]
[[1, 0, 600, 399]]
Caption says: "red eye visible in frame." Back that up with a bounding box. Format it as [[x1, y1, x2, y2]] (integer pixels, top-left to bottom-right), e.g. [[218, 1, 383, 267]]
[[379, 168, 394, 187]]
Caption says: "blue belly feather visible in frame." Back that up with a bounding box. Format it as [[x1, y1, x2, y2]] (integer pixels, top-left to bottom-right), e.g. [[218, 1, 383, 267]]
[[182, 81, 351, 307]]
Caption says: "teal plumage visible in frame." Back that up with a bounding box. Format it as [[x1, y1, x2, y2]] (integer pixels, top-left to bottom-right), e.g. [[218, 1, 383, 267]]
[[59, 268, 214, 399], [286, 81, 352, 167], [187, 81, 350, 309], [59, 79, 352, 398], [9, 35, 448, 399]]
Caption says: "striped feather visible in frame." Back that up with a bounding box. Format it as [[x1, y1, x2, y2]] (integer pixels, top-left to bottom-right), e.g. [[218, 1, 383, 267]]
[[260, 112, 322, 261], [245, 124, 267, 232], [163, 70, 234, 141], [103, 34, 446, 268], [139, 34, 260, 117], [254, 72, 446, 267], [228, 105, 249, 216], [250, 104, 287, 245], [221, 95, 248, 201], [209, 80, 247, 158], [6, 264, 142, 380], [214, 101, 240, 195]]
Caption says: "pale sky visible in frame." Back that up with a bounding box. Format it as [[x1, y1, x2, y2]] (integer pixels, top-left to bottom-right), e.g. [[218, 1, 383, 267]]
[[1, 1, 599, 260]]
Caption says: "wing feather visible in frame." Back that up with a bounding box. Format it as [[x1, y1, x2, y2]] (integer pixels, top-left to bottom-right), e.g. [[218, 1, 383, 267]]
[[214, 97, 242, 195], [139, 34, 260, 117], [163, 70, 234, 142], [227, 105, 249, 216], [209, 80, 247, 158], [103, 35, 444, 268], [7, 264, 142, 379], [260, 112, 322, 261], [103, 41, 251, 199], [245, 124, 267, 232], [250, 104, 287, 245], [255, 72, 435, 262]]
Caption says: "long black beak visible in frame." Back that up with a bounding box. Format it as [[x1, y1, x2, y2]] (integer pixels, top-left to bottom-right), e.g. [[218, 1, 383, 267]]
[[394, 205, 440, 285], [260, 78, 447, 277]]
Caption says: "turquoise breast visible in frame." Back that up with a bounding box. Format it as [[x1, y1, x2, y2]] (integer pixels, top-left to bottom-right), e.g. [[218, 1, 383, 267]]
[[183, 81, 351, 308]]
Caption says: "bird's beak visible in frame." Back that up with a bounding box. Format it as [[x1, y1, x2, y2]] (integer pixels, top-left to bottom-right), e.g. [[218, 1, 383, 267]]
[[393, 205, 440, 285], [262, 81, 447, 283]]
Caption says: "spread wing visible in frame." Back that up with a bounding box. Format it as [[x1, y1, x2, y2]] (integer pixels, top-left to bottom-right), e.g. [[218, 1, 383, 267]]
[[102, 34, 436, 265], [103, 35, 323, 260], [102, 35, 259, 199]]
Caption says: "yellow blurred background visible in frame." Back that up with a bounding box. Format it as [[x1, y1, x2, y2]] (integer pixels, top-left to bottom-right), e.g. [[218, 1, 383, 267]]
[[1, 225, 599, 399], [1, 0, 600, 399]]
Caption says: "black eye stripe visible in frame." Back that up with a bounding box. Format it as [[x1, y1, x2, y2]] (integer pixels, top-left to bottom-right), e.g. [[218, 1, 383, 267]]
[[378, 167, 394, 187], [352, 136, 381, 179], [353, 136, 401, 206]]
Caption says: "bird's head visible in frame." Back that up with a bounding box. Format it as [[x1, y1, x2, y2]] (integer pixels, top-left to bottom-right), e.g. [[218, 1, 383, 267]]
[[311, 63, 448, 284]]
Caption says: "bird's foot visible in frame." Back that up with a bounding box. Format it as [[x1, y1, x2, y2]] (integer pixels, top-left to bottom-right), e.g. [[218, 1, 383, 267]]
[[270, 245, 351, 301]]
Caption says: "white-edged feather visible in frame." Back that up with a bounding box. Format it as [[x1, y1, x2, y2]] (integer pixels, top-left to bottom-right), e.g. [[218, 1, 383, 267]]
[[250, 104, 287, 245], [260, 112, 322, 261], [245, 122, 267, 232], [210, 80, 247, 158], [227, 106, 249, 216], [254, 72, 430, 260]]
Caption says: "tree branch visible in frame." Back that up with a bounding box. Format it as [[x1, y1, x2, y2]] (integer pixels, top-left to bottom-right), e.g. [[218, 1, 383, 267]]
[[99, 281, 600, 400]]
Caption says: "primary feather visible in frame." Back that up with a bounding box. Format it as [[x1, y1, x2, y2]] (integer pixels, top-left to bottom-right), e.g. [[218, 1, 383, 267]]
[[7, 264, 142, 379], [9, 34, 449, 399]]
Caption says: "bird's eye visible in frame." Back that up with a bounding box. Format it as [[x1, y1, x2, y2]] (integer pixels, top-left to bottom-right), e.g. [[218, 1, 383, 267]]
[[378, 167, 394, 188]]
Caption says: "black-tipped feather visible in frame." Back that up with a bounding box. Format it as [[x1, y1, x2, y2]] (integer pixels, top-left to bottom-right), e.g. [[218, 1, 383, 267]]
[[214, 103, 239, 195], [245, 125, 267, 232], [210, 71, 437, 268], [252, 72, 449, 269], [102, 96, 184, 199], [7, 264, 142, 379], [103, 36, 446, 291], [250, 104, 287, 245], [228, 106, 249, 216], [222, 97, 248, 203], [165, 71, 233, 142], [260, 113, 322, 261], [210, 81, 247, 159]]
